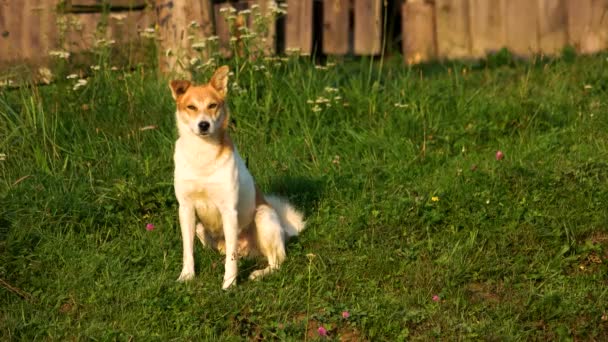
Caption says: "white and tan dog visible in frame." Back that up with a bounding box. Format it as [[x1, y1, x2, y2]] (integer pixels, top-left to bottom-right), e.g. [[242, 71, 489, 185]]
[[170, 66, 305, 289]]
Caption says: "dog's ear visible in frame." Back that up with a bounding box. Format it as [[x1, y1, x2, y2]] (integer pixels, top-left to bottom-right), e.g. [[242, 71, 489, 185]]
[[210, 65, 229, 96], [169, 80, 191, 100]]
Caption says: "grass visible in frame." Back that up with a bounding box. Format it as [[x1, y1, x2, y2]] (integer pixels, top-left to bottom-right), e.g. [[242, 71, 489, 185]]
[[1, 50, 608, 340]]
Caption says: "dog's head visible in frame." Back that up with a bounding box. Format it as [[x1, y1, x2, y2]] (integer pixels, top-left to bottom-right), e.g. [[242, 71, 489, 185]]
[[169, 66, 230, 138]]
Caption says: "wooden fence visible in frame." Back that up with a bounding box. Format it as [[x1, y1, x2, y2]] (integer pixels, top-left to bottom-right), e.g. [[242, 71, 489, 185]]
[[1, 0, 608, 80]]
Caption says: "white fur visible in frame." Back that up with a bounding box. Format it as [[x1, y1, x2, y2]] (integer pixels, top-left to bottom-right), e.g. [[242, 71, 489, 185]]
[[171, 71, 306, 289]]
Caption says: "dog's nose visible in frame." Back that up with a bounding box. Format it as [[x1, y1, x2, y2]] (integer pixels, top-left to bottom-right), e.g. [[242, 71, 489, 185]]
[[198, 121, 210, 133]]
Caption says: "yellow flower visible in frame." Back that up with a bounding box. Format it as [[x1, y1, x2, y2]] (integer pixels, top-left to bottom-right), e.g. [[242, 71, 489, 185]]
[[431, 196, 439, 202]]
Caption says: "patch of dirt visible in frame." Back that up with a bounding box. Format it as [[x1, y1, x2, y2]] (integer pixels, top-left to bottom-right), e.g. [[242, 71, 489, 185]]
[[465, 282, 502, 304]]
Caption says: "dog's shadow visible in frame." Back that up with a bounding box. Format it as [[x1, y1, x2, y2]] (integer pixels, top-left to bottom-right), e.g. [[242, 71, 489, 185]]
[[266, 175, 325, 218]]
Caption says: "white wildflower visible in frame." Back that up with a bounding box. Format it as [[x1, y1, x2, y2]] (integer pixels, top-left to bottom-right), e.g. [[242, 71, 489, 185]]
[[191, 41, 206, 50], [110, 13, 127, 21], [49, 50, 70, 59], [0, 153, 6, 161], [38, 67, 53, 84], [66, 74, 78, 79], [73, 79, 87, 91]]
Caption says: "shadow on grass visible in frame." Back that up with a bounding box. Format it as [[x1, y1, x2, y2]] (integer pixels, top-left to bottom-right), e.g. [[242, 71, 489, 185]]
[[267, 175, 325, 219]]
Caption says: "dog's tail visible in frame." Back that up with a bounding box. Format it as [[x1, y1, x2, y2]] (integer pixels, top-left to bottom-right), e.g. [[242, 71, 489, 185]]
[[265, 195, 306, 238]]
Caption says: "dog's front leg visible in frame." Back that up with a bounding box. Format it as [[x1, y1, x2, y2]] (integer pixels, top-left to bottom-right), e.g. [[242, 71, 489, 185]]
[[177, 204, 196, 282], [221, 207, 239, 289]]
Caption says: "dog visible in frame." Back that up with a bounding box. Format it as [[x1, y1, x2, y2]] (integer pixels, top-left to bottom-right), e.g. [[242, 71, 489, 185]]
[[169, 66, 306, 289]]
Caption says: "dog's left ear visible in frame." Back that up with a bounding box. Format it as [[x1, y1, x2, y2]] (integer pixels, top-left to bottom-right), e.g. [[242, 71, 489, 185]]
[[210, 65, 229, 96], [169, 80, 191, 100]]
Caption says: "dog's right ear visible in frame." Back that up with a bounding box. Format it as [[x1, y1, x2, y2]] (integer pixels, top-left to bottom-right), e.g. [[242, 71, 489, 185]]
[[169, 80, 192, 100]]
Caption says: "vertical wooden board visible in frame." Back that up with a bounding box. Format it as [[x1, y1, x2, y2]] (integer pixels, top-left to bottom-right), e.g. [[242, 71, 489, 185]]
[[10, 0, 25, 62], [214, 3, 232, 57], [0, 0, 9, 63], [469, 0, 506, 57], [285, 0, 313, 54], [23, 0, 40, 61], [566, 0, 592, 52], [354, 0, 381, 55], [538, 0, 567, 54], [323, 0, 349, 55], [435, 0, 471, 59], [505, 0, 539, 56], [589, 0, 608, 52], [1, 0, 59, 65], [402, 1, 436, 64], [568, 0, 608, 53]]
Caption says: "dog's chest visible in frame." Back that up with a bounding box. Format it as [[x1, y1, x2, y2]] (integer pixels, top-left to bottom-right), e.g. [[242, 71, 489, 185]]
[[192, 191, 224, 237]]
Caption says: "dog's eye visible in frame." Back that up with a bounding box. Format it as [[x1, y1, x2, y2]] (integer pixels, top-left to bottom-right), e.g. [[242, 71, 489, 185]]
[[207, 103, 218, 110], [187, 105, 197, 111]]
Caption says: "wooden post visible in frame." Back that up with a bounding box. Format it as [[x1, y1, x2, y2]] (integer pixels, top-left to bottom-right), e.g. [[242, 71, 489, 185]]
[[538, 0, 567, 55], [469, 0, 506, 57], [505, 0, 539, 56], [285, 0, 313, 55], [156, 0, 213, 77], [323, 0, 350, 55], [566, 0, 608, 54], [435, 0, 471, 59], [402, 0, 436, 64], [354, 0, 382, 55]]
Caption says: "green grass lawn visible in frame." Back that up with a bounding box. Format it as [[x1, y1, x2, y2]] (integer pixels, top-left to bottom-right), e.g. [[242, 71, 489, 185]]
[[1, 51, 608, 340]]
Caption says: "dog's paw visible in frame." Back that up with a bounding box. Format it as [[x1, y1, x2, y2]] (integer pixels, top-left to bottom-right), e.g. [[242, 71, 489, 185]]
[[248, 270, 264, 281], [177, 270, 195, 282], [222, 276, 237, 290]]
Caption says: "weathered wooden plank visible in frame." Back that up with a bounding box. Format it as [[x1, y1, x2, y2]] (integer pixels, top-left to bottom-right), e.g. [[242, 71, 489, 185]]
[[402, 1, 436, 64], [285, 0, 313, 54], [323, 0, 349, 55], [2, 0, 58, 64], [0, 0, 11, 63], [354, 0, 381, 55], [505, 0, 539, 56], [435, 0, 470, 59], [469, 0, 506, 57], [567, 0, 608, 54], [538, 0, 567, 54], [156, 0, 213, 76]]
